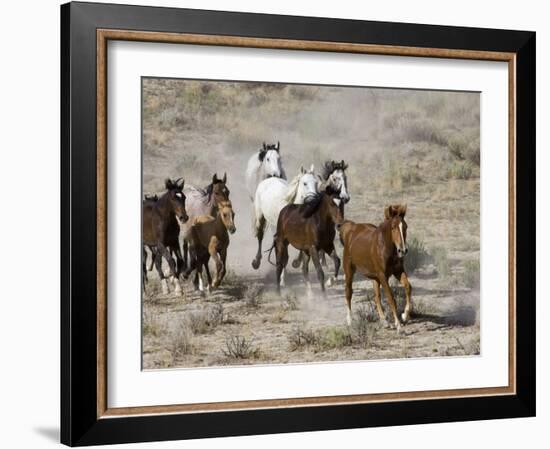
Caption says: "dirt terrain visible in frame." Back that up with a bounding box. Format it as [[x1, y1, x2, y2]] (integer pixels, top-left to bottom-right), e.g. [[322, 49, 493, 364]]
[[142, 79, 481, 369]]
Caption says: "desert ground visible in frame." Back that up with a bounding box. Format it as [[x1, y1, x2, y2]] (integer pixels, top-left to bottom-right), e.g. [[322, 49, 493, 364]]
[[142, 79, 481, 369]]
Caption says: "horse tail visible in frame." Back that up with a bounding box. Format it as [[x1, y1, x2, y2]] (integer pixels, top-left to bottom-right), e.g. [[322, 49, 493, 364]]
[[265, 238, 277, 266]]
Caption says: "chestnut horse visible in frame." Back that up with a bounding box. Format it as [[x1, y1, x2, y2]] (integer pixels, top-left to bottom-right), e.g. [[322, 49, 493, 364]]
[[142, 178, 189, 295], [272, 187, 344, 296], [339, 205, 412, 333], [184, 200, 236, 292]]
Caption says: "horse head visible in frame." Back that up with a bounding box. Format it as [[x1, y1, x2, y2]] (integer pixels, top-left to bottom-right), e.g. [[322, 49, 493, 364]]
[[384, 204, 408, 258], [258, 141, 283, 178], [292, 164, 318, 204], [208, 172, 230, 206], [218, 200, 236, 234], [164, 178, 189, 224], [323, 160, 350, 204]]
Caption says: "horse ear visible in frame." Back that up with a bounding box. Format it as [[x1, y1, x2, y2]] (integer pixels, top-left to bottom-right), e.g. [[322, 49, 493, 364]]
[[276, 141, 280, 151], [212, 173, 218, 183], [341, 160, 348, 170], [222, 172, 227, 183], [399, 204, 407, 217], [300, 166, 305, 174], [164, 178, 172, 190], [179, 179, 185, 189], [263, 142, 266, 150], [310, 164, 315, 173], [384, 206, 393, 220]]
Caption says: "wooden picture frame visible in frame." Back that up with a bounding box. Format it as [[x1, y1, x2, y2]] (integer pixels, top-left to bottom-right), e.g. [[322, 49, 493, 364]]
[[61, 1, 535, 446]]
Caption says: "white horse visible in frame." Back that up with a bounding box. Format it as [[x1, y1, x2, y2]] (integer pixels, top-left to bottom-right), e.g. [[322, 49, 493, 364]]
[[251, 165, 318, 277], [245, 142, 287, 200]]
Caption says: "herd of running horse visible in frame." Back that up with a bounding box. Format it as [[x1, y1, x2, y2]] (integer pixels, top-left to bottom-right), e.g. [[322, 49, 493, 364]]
[[142, 142, 412, 332]]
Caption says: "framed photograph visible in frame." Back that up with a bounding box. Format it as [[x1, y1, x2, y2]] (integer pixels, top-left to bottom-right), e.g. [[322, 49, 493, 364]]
[[61, 1, 535, 446]]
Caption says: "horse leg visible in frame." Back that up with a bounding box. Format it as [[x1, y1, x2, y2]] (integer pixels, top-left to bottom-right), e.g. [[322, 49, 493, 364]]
[[325, 245, 340, 287], [310, 246, 326, 297], [251, 213, 265, 270], [291, 251, 303, 269], [142, 247, 148, 292], [320, 250, 328, 267], [158, 242, 180, 295], [219, 247, 228, 284], [372, 279, 388, 327], [153, 247, 169, 294], [301, 252, 312, 295], [147, 245, 155, 271], [398, 271, 413, 323], [209, 237, 223, 289], [343, 257, 355, 326], [275, 238, 288, 295], [379, 276, 402, 333]]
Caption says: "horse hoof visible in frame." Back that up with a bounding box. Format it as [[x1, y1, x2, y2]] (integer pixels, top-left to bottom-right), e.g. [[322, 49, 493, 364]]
[[161, 281, 169, 295], [401, 312, 410, 323], [395, 323, 402, 335], [380, 319, 390, 329], [251, 259, 260, 270], [325, 277, 335, 288]]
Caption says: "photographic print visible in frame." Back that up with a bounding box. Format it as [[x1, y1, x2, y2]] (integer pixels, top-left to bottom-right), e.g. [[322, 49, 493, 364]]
[[141, 78, 481, 369]]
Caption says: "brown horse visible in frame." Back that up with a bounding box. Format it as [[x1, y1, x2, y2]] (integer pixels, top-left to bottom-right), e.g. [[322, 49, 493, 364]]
[[181, 173, 231, 270], [272, 187, 344, 296], [339, 205, 412, 333], [184, 200, 236, 292], [142, 178, 189, 295]]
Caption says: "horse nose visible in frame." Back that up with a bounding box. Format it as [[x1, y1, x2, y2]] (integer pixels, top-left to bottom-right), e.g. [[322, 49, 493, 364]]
[[344, 196, 350, 204]]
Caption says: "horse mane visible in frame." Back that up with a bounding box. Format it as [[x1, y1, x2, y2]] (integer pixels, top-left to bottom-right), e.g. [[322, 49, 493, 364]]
[[298, 192, 324, 218], [284, 173, 302, 203], [144, 194, 158, 202], [202, 179, 224, 204], [258, 141, 280, 161], [321, 160, 349, 180]]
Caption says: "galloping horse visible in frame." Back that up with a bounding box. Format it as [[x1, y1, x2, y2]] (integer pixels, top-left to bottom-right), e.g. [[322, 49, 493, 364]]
[[181, 173, 230, 269], [184, 201, 236, 292], [272, 186, 344, 296], [292, 159, 351, 276], [142, 178, 189, 295], [245, 142, 287, 201], [251, 165, 318, 273], [339, 205, 412, 333]]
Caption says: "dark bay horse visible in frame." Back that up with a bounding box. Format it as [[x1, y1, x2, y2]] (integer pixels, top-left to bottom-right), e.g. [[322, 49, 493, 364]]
[[142, 178, 189, 295], [339, 205, 412, 333], [184, 201, 236, 292], [272, 186, 344, 296], [292, 160, 350, 277], [181, 173, 230, 269]]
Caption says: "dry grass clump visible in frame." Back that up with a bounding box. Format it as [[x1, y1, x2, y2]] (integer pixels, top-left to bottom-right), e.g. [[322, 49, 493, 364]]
[[143, 309, 162, 337], [168, 323, 194, 357], [222, 334, 259, 359], [462, 260, 480, 288], [288, 325, 318, 351], [404, 237, 431, 273], [431, 246, 451, 279], [243, 283, 265, 308], [186, 304, 225, 335]]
